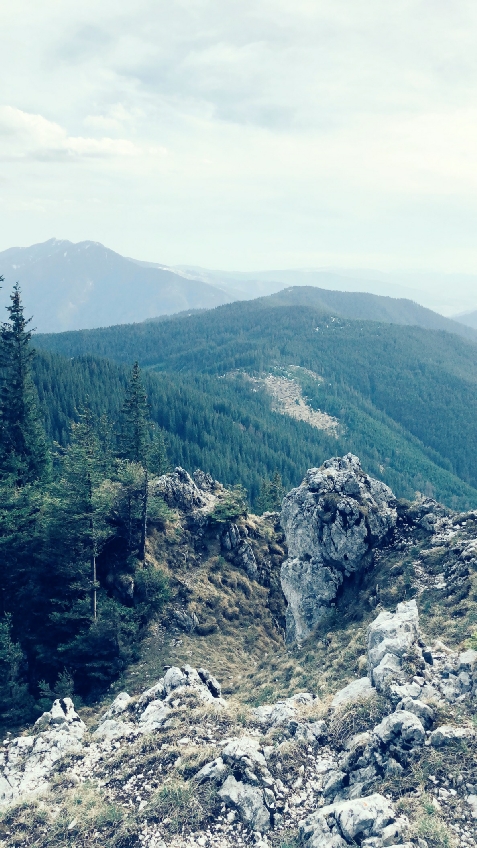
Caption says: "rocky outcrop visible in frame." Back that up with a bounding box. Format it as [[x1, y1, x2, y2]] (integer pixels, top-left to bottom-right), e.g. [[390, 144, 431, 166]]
[[2, 600, 476, 847], [280, 455, 397, 642], [151, 467, 215, 513], [0, 666, 223, 807], [0, 699, 86, 805], [300, 793, 407, 848]]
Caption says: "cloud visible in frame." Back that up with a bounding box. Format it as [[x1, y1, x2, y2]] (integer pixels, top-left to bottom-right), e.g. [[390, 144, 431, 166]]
[[0, 106, 142, 159], [1, 0, 477, 274]]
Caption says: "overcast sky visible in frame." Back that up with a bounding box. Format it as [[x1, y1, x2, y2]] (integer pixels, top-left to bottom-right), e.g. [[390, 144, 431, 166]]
[[1, 0, 477, 272]]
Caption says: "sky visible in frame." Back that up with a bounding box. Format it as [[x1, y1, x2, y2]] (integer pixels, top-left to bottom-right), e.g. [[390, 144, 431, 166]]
[[1, 0, 477, 273]]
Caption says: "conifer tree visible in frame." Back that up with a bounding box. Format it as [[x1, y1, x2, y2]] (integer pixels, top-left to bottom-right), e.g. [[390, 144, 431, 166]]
[[0, 284, 48, 485], [120, 362, 149, 464], [119, 363, 166, 560], [52, 407, 112, 621], [256, 471, 285, 514]]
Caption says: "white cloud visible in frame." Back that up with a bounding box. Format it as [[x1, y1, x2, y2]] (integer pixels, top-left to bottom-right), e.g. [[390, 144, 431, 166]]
[[0, 106, 142, 159]]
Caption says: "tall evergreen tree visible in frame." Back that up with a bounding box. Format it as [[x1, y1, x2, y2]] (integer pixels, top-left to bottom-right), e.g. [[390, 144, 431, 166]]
[[119, 362, 162, 560], [120, 361, 149, 464], [0, 284, 48, 485]]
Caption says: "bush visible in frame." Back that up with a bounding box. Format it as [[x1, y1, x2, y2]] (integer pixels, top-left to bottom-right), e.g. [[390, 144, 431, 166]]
[[209, 486, 248, 525]]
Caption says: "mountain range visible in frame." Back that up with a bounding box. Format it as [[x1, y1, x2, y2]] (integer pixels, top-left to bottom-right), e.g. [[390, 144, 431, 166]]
[[2, 237, 477, 336]]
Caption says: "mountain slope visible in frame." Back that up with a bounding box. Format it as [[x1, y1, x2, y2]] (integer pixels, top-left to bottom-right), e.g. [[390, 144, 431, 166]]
[[0, 239, 233, 332], [260, 286, 477, 341], [454, 308, 477, 330], [34, 300, 477, 506], [32, 349, 477, 510]]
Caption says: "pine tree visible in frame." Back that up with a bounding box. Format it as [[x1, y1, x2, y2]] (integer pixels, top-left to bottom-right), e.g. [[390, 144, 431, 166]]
[[53, 407, 113, 621], [120, 362, 149, 464], [119, 363, 169, 560], [256, 471, 285, 514], [0, 613, 34, 725], [0, 284, 48, 485]]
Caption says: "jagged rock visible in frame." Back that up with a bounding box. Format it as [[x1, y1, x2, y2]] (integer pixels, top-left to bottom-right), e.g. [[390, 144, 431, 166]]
[[289, 719, 328, 743], [323, 770, 347, 798], [0, 700, 86, 805], [300, 793, 397, 848], [252, 692, 314, 727], [219, 775, 271, 832], [139, 701, 172, 730], [93, 718, 135, 742], [151, 467, 211, 512], [135, 680, 166, 711], [280, 455, 396, 642], [331, 678, 375, 710], [430, 725, 474, 747], [373, 710, 426, 747], [221, 522, 242, 551], [173, 608, 197, 632], [36, 698, 83, 728], [222, 737, 268, 771], [195, 757, 227, 784], [193, 469, 219, 492], [101, 692, 131, 721], [236, 540, 258, 577], [396, 697, 435, 729], [459, 649, 477, 672], [198, 668, 222, 698], [367, 600, 420, 692]]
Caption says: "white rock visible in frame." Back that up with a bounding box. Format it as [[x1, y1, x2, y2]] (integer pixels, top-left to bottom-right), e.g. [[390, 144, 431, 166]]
[[373, 711, 425, 747], [430, 725, 474, 748], [195, 757, 227, 784], [219, 775, 270, 832], [101, 692, 131, 721], [138, 701, 172, 730], [331, 678, 375, 709], [93, 719, 135, 743]]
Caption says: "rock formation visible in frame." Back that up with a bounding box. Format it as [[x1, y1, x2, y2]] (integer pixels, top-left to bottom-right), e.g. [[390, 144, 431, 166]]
[[280, 454, 397, 642], [1, 601, 476, 847]]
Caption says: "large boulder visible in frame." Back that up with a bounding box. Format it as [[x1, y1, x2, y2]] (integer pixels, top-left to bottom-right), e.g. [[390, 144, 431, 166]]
[[280, 455, 396, 642]]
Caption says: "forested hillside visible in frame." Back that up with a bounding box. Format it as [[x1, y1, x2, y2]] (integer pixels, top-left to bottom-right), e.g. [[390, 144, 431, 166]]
[[32, 350, 477, 509], [35, 300, 477, 503]]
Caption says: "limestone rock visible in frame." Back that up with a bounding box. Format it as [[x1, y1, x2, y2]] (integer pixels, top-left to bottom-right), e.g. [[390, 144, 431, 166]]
[[195, 757, 227, 784], [367, 600, 420, 691], [331, 678, 375, 710], [0, 700, 86, 805], [280, 455, 396, 642], [93, 718, 135, 742], [396, 697, 435, 730], [138, 701, 172, 731], [300, 793, 397, 848], [252, 692, 314, 727], [219, 774, 270, 832], [430, 725, 474, 747], [151, 467, 211, 512], [101, 692, 131, 721], [373, 710, 425, 747]]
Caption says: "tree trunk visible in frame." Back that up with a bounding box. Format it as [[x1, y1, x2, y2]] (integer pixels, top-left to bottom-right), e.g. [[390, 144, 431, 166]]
[[91, 551, 97, 620], [139, 467, 148, 562]]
